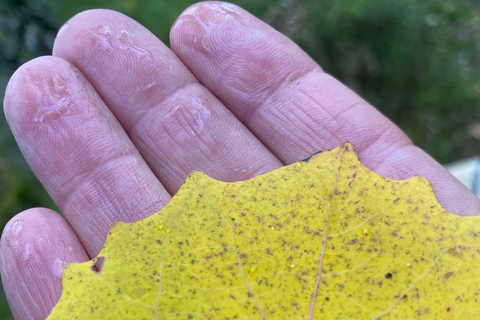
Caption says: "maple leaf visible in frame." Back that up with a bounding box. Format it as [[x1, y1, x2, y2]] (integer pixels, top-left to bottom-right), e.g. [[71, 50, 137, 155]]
[[47, 143, 480, 319]]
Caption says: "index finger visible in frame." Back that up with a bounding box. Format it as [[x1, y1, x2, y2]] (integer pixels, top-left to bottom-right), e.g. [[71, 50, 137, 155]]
[[170, 1, 480, 215]]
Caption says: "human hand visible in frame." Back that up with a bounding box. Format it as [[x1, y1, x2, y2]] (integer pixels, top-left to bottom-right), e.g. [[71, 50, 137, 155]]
[[1, 2, 479, 319]]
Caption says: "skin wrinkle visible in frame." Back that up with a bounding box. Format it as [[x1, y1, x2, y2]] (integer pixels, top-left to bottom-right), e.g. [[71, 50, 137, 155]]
[[213, 43, 262, 80], [216, 61, 248, 100], [293, 77, 387, 153], [296, 73, 360, 119], [358, 126, 412, 173], [226, 60, 409, 169], [171, 108, 212, 160], [239, 63, 310, 117], [75, 156, 162, 222], [56, 107, 135, 172], [433, 170, 455, 194], [143, 101, 207, 152], [250, 79, 357, 163], [67, 156, 128, 220], [137, 122, 188, 194], [248, 110, 298, 162], [270, 103, 321, 157], [296, 86, 349, 147], [130, 82, 204, 137], [122, 78, 198, 134], [65, 200, 110, 256], [55, 138, 138, 204], [93, 180, 131, 220], [345, 117, 407, 154], [323, 100, 365, 124], [219, 44, 278, 93], [243, 66, 319, 126], [158, 103, 249, 187], [32, 124, 84, 180], [291, 100, 343, 148], [67, 217, 107, 257]]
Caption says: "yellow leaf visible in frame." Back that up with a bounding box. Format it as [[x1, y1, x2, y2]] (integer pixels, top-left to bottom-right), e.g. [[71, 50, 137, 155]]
[[47, 143, 480, 319]]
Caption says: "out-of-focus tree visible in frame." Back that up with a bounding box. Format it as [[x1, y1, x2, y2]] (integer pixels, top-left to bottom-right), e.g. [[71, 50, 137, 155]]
[[262, 0, 480, 162]]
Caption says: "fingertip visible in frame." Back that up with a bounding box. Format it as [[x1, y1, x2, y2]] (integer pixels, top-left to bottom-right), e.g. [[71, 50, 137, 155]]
[[170, 0, 317, 122], [0, 208, 88, 320], [170, 1, 251, 57], [54, 9, 116, 44], [1, 208, 56, 271], [53, 8, 131, 57], [170, 1, 244, 42], [3, 56, 83, 136]]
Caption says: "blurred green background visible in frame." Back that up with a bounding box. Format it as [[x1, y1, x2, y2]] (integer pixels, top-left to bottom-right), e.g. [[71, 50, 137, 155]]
[[1, 0, 480, 318]]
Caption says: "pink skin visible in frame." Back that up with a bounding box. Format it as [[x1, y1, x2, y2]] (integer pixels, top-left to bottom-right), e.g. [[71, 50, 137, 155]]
[[0, 209, 89, 319], [52, 10, 280, 196], [1, 2, 479, 319]]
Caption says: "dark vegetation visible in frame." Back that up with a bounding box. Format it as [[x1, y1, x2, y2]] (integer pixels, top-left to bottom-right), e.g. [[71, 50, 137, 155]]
[[1, 0, 479, 317]]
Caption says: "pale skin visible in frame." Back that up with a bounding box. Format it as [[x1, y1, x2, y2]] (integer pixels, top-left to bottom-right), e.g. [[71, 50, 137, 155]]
[[1, 2, 479, 319]]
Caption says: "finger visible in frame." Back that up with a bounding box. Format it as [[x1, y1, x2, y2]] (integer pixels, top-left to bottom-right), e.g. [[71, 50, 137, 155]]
[[170, 2, 408, 165], [170, 1, 480, 216], [4, 56, 170, 256], [52, 9, 282, 194], [0, 208, 89, 320]]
